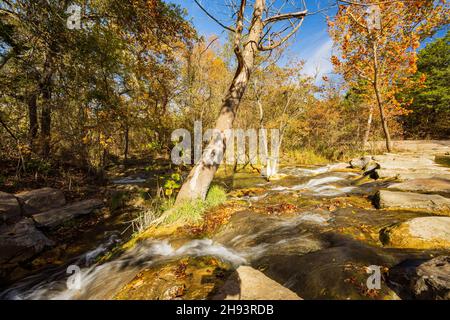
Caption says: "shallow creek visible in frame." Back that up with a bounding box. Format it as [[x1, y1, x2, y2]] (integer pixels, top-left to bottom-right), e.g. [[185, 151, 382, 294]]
[[1, 164, 448, 300]]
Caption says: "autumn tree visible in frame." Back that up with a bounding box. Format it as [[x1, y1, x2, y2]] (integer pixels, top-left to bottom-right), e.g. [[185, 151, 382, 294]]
[[242, 59, 314, 171], [175, 0, 310, 204], [0, 0, 194, 172], [329, 0, 449, 151], [177, 37, 232, 133]]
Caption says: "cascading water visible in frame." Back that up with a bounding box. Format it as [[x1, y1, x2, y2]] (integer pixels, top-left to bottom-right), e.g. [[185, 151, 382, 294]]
[[1, 238, 249, 300], [2, 163, 446, 300], [270, 171, 358, 196]]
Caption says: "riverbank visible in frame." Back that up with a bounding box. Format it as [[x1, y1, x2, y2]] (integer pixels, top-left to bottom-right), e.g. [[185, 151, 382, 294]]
[[1, 142, 449, 300]]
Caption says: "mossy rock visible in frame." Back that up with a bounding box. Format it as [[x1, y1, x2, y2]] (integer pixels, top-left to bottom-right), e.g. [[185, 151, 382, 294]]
[[114, 256, 232, 300], [380, 217, 450, 249]]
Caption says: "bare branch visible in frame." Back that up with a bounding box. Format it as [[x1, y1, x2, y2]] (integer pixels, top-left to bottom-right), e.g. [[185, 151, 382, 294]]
[[193, 0, 236, 33], [259, 18, 305, 51], [263, 10, 308, 25], [200, 36, 219, 56]]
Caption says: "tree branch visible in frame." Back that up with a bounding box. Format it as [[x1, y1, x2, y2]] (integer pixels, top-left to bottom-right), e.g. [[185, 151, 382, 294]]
[[0, 115, 18, 141], [193, 0, 236, 33], [263, 10, 307, 25], [259, 18, 305, 51], [347, 9, 369, 31]]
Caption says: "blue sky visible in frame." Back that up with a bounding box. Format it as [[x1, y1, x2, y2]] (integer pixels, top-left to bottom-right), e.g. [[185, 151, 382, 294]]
[[170, 0, 337, 80], [169, 1, 448, 82]]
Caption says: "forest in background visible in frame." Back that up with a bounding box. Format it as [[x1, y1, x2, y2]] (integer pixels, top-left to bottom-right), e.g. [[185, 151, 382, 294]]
[[0, 0, 448, 191]]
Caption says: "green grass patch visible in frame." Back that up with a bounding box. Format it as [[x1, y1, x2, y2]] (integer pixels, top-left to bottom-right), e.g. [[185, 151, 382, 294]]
[[282, 149, 330, 165], [205, 185, 228, 206], [160, 185, 228, 225]]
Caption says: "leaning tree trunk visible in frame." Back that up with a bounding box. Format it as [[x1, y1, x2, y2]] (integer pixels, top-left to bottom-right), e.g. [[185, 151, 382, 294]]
[[372, 41, 392, 152], [175, 62, 254, 204], [175, 0, 264, 205], [373, 84, 392, 152]]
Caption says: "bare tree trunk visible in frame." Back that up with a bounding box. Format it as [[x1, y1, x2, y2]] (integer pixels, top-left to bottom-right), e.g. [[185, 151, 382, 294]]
[[373, 84, 392, 152], [372, 40, 392, 152], [40, 56, 54, 159], [28, 93, 38, 152], [175, 0, 264, 204], [40, 99, 52, 158], [124, 125, 129, 163], [362, 104, 373, 149], [40, 95, 52, 158]]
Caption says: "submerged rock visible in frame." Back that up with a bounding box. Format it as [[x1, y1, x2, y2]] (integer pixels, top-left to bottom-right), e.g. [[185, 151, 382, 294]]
[[0, 192, 21, 224], [114, 257, 232, 300], [254, 242, 400, 300], [212, 266, 302, 300], [32, 199, 103, 228], [388, 256, 450, 300], [380, 217, 450, 249], [388, 178, 450, 195], [374, 190, 450, 214], [16, 188, 66, 216], [213, 211, 326, 257], [0, 218, 54, 265]]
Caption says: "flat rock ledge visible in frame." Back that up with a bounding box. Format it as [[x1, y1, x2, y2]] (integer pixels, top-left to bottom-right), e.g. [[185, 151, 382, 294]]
[[212, 266, 302, 300], [15, 188, 66, 216], [32, 199, 104, 228], [380, 217, 450, 249], [388, 178, 450, 195], [348, 153, 450, 180], [374, 190, 450, 214], [373, 169, 450, 181]]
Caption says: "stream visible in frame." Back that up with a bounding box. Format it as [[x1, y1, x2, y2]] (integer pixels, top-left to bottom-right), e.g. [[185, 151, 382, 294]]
[[1, 164, 448, 300]]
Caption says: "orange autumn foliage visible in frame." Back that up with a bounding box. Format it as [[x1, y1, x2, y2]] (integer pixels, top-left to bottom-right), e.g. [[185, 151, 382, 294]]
[[329, 0, 449, 122]]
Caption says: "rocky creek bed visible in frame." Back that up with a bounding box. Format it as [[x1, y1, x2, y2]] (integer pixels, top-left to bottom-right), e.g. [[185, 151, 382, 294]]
[[0, 152, 449, 300]]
